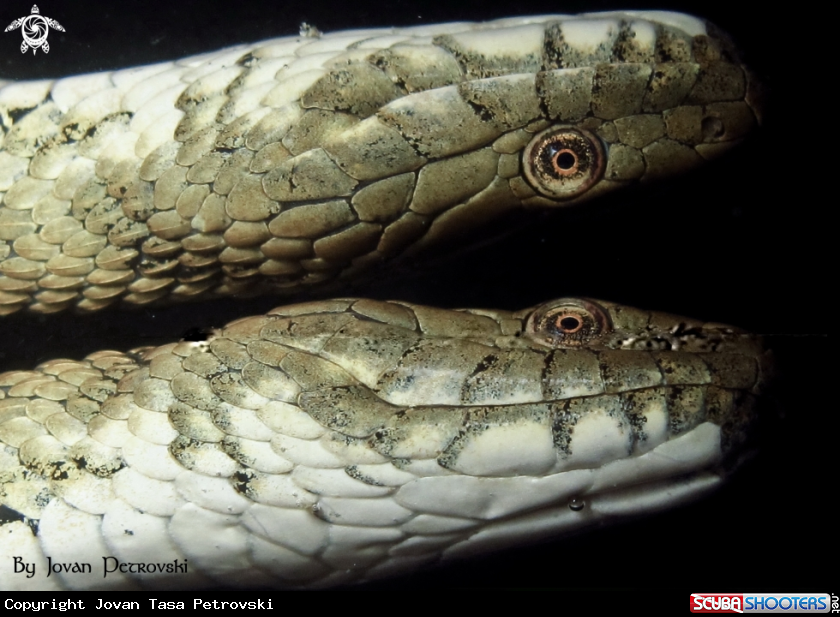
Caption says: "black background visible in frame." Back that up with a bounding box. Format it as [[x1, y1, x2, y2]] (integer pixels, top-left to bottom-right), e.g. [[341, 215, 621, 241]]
[[0, 0, 830, 594]]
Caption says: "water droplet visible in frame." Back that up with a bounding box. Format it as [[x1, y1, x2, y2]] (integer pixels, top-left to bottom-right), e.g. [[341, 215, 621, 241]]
[[568, 497, 585, 511]]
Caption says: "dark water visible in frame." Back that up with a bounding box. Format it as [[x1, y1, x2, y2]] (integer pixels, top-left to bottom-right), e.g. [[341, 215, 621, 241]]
[[0, 0, 828, 595]]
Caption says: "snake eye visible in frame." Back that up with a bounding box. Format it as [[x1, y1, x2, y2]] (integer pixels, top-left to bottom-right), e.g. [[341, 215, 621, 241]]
[[522, 127, 606, 199], [525, 298, 611, 347]]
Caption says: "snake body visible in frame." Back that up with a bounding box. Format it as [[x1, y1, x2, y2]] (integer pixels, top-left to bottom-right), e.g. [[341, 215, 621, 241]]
[[0, 12, 768, 589]]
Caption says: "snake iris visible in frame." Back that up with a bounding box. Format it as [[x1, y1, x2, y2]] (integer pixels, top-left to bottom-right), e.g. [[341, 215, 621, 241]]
[[0, 12, 768, 589]]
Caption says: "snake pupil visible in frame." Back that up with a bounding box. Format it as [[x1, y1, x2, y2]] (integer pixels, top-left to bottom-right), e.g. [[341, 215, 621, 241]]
[[558, 316, 581, 331], [553, 150, 577, 172]]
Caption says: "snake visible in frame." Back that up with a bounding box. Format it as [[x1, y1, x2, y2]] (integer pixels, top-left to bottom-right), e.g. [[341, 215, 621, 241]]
[[0, 11, 770, 590]]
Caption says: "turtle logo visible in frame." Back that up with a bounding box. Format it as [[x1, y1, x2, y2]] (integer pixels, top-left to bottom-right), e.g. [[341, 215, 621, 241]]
[[5, 5, 65, 55]]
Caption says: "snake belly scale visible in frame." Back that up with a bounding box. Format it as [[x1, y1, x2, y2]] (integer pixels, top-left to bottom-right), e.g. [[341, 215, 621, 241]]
[[0, 12, 769, 589]]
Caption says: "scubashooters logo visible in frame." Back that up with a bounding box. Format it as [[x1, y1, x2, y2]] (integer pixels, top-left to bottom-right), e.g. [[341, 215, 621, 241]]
[[5, 5, 65, 54], [690, 593, 833, 613]]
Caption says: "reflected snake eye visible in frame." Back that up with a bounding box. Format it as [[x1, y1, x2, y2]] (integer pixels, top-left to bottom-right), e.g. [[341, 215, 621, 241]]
[[522, 127, 606, 199], [525, 298, 611, 347]]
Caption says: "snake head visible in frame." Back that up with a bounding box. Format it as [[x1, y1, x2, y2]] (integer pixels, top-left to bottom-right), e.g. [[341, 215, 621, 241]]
[[0, 12, 765, 313], [520, 297, 772, 465]]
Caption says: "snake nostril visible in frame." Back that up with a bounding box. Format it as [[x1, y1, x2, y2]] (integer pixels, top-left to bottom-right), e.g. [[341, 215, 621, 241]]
[[702, 116, 726, 140]]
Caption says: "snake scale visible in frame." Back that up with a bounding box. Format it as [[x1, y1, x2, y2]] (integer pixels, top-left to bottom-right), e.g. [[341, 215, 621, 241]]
[[0, 6, 787, 590]]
